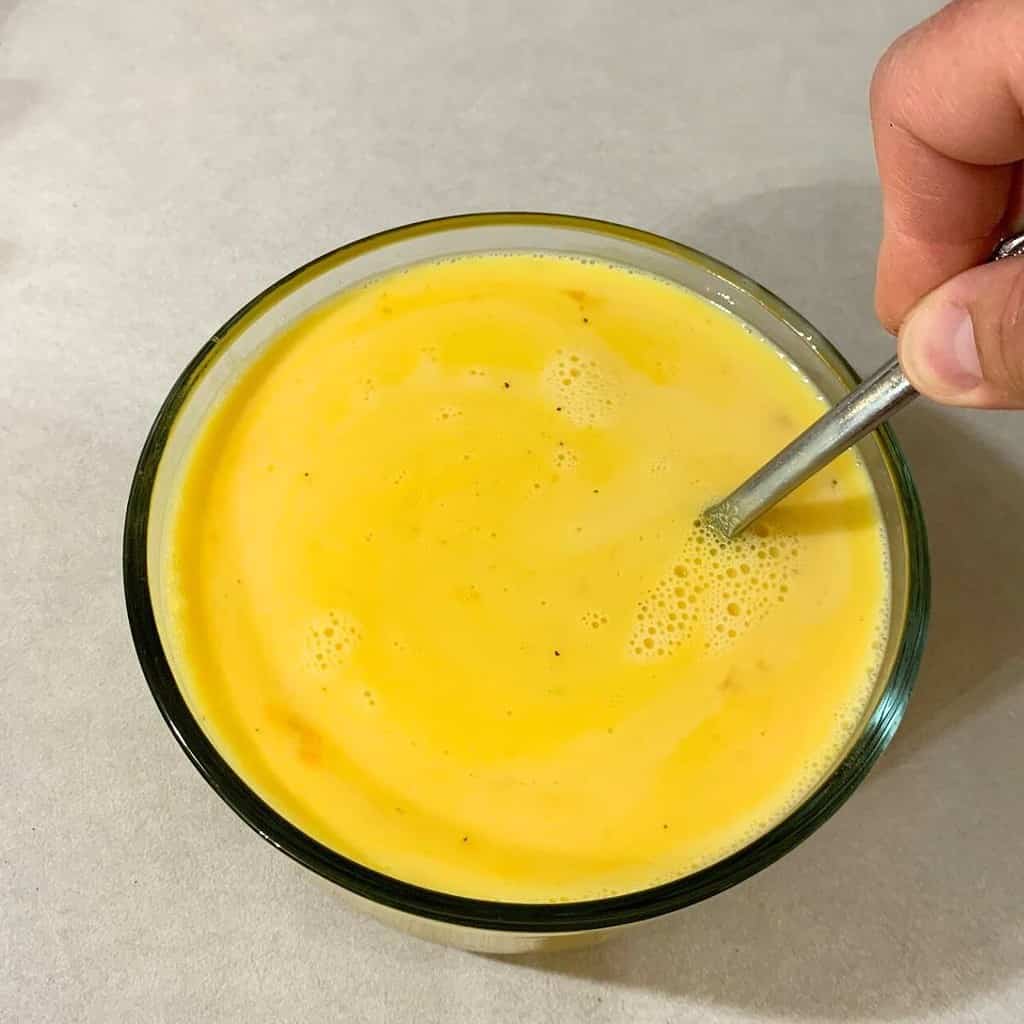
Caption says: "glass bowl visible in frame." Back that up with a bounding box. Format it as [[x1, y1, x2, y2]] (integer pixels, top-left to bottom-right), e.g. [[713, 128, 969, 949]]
[[123, 213, 929, 953]]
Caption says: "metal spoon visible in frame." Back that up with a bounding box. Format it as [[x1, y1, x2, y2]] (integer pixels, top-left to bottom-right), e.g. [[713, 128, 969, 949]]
[[704, 231, 1024, 539]]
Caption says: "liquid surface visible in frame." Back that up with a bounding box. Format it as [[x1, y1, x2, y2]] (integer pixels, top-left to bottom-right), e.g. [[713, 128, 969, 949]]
[[166, 253, 888, 902]]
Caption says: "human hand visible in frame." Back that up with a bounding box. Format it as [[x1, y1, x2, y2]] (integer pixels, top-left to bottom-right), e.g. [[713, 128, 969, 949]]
[[872, 0, 1024, 408]]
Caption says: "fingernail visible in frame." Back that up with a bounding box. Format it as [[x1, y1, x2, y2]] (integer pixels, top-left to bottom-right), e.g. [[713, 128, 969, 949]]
[[900, 302, 982, 396]]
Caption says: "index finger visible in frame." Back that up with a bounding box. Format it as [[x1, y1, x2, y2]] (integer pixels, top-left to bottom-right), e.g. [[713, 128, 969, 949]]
[[871, 0, 1024, 331]]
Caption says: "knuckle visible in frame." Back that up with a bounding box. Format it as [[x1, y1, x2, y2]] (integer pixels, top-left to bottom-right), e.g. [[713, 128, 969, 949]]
[[869, 49, 897, 117], [869, 35, 913, 119]]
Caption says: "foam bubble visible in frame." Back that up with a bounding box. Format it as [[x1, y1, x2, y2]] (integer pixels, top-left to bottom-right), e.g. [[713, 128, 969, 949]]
[[541, 348, 619, 427], [628, 519, 802, 661], [552, 443, 578, 471], [305, 609, 361, 672]]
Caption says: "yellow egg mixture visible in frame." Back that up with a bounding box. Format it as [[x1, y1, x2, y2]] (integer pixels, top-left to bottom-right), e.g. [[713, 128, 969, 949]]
[[165, 253, 888, 901]]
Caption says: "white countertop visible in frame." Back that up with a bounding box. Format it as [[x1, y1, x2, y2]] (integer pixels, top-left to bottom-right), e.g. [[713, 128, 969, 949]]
[[4, 1, 1023, 1021]]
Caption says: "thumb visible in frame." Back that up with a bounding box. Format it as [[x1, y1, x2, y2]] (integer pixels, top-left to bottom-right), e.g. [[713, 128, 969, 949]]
[[898, 256, 1024, 409]]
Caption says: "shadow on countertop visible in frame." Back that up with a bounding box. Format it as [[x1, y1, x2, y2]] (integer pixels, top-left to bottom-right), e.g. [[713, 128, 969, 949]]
[[514, 181, 1024, 1020], [1, 0, 40, 276], [0, 1, 39, 136]]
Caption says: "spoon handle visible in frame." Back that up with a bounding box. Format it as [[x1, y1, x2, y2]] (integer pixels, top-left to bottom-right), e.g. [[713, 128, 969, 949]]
[[704, 357, 915, 538], [705, 230, 1024, 539]]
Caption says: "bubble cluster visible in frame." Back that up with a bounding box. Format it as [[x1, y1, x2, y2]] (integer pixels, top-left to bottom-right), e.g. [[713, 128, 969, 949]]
[[437, 405, 463, 422], [628, 520, 802, 661], [552, 442, 578, 471], [580, 610, 608, 631], [306, 609, 361, 672], [542, 349, 618, 427]]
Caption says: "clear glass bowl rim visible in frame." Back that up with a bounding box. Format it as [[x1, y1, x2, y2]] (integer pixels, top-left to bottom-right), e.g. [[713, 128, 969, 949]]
[[123, 211, 930, 933]]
